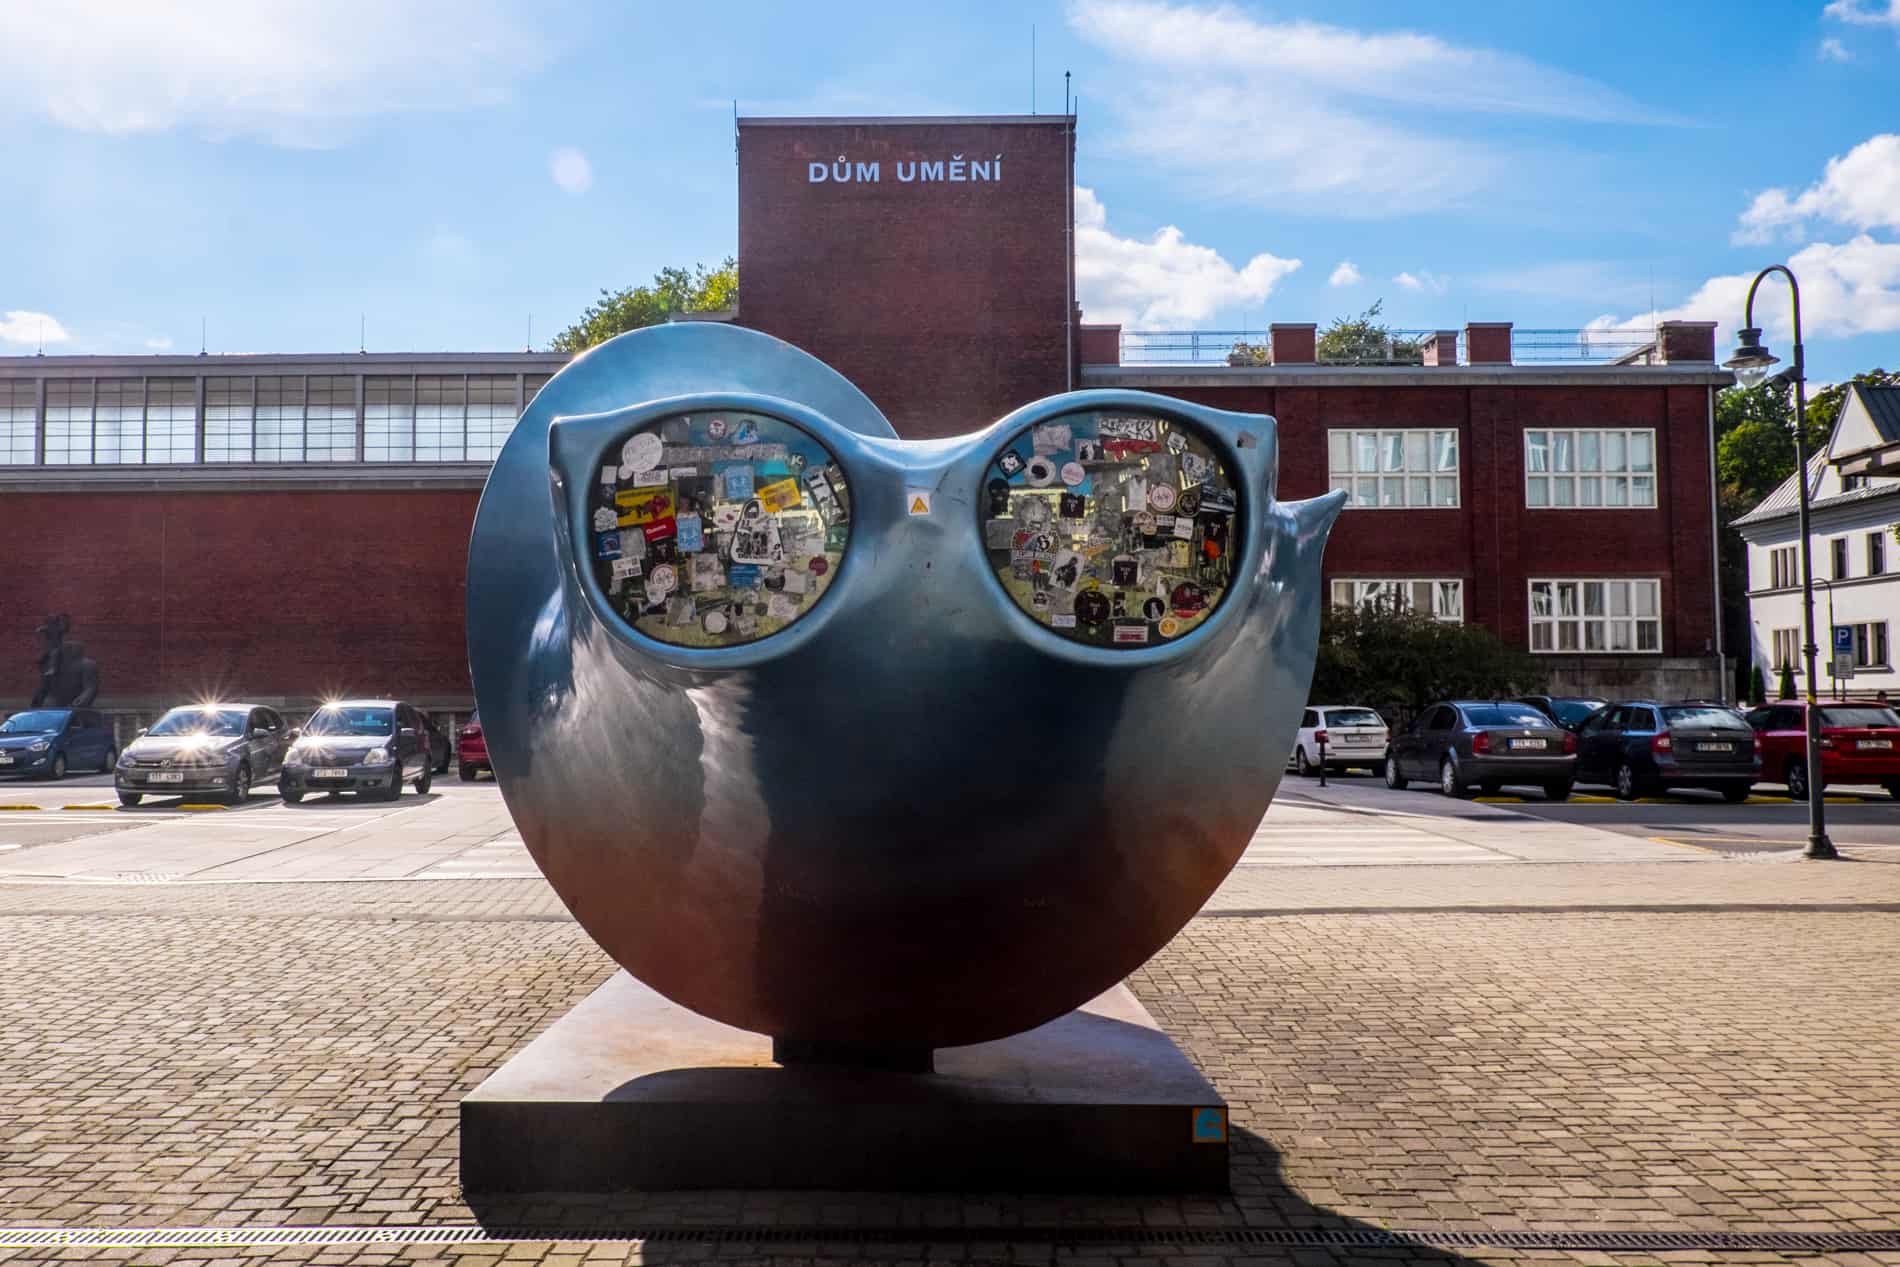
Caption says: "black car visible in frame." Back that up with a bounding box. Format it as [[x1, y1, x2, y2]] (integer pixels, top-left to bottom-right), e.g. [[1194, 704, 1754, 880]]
[[278, 699, 436, 803], [1573, 701, 1759, 801], [421, 711, 452, 774], [1516, 695, 1610, 731], [1384, 699, 1576, 800]]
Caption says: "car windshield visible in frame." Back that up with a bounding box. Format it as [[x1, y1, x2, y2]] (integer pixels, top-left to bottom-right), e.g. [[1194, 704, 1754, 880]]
[[1551, 699, 1607, 726], [1819, 706, 1900, 728], [1663, 706, 1749, 730], [302, 706, 395, 737], [147, 708, 247, 738], [0, 710, 70, 734], [1464, 705, 1549, 727], [1324, 708, 1382, 727]]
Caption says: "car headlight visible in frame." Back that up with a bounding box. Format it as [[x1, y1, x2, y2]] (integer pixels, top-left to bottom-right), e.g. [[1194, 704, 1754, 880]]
[[116, 750, 135, 767], [28, 740, 50, 752], [363, 748, 392, 766]]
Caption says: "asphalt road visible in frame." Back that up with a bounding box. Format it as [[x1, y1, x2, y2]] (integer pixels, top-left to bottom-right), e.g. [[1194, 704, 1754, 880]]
[[1291, 767, 1900, 856]]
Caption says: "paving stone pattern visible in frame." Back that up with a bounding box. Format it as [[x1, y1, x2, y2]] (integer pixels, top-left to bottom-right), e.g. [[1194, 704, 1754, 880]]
[[4, 861, 1900, 1266]]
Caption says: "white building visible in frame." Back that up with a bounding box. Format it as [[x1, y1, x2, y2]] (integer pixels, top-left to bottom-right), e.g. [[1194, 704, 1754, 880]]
[[1737, 383, 1900, 697]]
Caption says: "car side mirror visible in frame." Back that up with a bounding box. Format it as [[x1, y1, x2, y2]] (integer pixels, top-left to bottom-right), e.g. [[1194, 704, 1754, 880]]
[[136, 727, 147, 737]]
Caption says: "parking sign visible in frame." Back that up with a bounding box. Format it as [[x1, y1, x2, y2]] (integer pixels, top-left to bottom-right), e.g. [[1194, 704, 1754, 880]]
[[1834, 625, 1854, 654]]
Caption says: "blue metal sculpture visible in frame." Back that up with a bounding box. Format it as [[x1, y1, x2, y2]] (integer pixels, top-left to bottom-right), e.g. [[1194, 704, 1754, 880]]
[[467, 323, 1341, 1056]]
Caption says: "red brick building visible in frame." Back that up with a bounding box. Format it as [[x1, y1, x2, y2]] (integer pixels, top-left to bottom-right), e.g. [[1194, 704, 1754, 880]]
[[0, 112, 1729, 717]]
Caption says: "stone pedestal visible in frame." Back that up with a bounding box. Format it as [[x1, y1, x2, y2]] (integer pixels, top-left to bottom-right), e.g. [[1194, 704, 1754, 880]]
[[461, 972, 1228, 1192]]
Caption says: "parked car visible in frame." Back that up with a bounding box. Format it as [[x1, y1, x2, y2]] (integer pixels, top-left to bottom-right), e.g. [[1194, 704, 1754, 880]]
[[421, 711, 452, 774], [1384, 699, 1576, 800], [458, 709, 490, 781], [0, 708, 116, 780], [1515, 695, 1610, 731], [1743, 701, 1900, 800], [114, 703, 291, 805], [279, 699, 436, 803], [1288, 705, 1390, 777], [1572, 701, 1759, 802]]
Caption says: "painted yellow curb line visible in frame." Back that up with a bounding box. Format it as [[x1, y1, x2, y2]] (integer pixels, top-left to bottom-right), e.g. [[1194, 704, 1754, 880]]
[[0, 804, 42, 811], [62, 803, 115, 810], [177, 803, 227, 812]]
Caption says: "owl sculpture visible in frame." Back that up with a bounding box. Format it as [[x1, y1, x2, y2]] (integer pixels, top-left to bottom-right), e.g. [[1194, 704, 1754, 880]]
[[467, 322, 1342, 1056]]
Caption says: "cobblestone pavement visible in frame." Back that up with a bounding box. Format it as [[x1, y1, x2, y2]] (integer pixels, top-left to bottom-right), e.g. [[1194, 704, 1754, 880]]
[[4, 851, 1900, 1266]]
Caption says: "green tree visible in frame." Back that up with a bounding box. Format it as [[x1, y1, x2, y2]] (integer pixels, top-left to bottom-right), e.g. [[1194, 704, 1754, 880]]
[[1309, 599, 1546, 719], [1748, 664, 1766, 706], [1316, 299, 1421, 365], [550, 258, 738, 353]]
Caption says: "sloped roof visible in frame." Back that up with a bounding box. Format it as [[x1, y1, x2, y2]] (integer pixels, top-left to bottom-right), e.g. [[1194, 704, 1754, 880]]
[[1850, 383, 1900, 447], [1735, 448, 1900, 526]]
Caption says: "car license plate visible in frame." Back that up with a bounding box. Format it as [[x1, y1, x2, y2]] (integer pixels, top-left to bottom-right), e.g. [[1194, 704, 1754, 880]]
[[1860, 739, 1894, 750], [1696, 742, 1731, 752], [149, 771, 185, 783], [1508, 738, 1545, 750], [314, 767, 350, 779]]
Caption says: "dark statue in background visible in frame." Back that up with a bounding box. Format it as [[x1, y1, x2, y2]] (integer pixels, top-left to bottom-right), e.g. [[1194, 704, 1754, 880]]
[[31, 614, 100, 707]]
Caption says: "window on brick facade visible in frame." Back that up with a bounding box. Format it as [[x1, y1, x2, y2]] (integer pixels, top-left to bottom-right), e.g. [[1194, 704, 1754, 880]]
[[205, 378, 254, 463], [92, 378, 144, 464], [43, 379, 94, 465], [1528, 578, 1661, 653], [465, 375, 515, 460], [365, 376, 415, 462], [1330, 578, 1463, 622], [255, 376, 305, 462], [1327, 428, 1458, 508], [0, 380, 34, 464], [145, 378, 198, 463], [1524, 428, 1656, 508]]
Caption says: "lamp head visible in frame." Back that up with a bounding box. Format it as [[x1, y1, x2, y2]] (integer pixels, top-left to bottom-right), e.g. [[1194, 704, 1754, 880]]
[[1724, 327, 1780, 390]]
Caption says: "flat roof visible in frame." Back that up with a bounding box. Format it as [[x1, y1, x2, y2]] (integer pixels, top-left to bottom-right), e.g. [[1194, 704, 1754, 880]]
[[0, 351, 570, 378], [738, 114, 1070, 127], [1083, 365, 1734, 388]]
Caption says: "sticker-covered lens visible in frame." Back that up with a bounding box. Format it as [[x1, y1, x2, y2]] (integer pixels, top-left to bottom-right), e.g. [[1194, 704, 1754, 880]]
[[588, 410, 850, 646], [982, 410, 1240, 648]]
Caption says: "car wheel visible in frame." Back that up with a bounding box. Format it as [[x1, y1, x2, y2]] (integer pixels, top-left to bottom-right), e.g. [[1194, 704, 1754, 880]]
[[1785, 758, 1810, 801], [459, 762, 478, 782], [47, 753, 67, 781], [416, 762, 433, 794], [117, 791, 142, 807], [383, 768, 403, 800], [1615, 762, 1640, 801], [1383, 758, 1407, 790], [226, 763, 251, 806], [1440, 758, 1470, 798], [280, 782, 304, 805], [1544, 780, 1573, 802], [1295, 746, 1315, 777], [101, 746, 117, 774]]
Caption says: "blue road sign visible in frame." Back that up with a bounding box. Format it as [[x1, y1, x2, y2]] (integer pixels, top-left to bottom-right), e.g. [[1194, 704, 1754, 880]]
[[1835, 625, 1854, 654]]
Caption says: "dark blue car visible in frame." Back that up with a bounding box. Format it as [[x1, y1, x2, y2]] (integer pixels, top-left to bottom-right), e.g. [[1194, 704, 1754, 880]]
[[1573, 700, 1759, 801], [0, 708, 117, 780]]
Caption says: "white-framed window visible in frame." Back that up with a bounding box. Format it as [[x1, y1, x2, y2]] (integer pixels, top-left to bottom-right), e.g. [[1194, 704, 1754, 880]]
[[1768, 545, 1798, 590], [1870, 532, 1888, 577], [1524, 428, 1656, 508], [145, 378, 198, 463], [1528, 578, 1661, 653], [205, 378, 254, 463], [1327, 428, 1459, 508], [1846, 621, 1890, 669], [1330, 578, 1464, 623], [0, 380, 35, 464], [1772, 627, 1799, 671]]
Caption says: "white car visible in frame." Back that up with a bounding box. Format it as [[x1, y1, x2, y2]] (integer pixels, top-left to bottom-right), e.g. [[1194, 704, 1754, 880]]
[[1287, 705, 1391, 777]]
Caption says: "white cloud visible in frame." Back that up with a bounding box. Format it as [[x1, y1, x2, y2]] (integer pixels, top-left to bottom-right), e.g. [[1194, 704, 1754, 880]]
[[1074, 186, 1300, 327], [0, 310, 70, 346], [1735, 134, 1900, 243], [0, 1, 552, 145], [1819, 37, 1853, 61], [1597, 235, 1900, 343], [1328, 260, 1363, 287], [550, 146, 593, 195], [1393, 270, 1449, 294], [144, 336, 174, 351], [1067, 0, 1681, 214], [1825, 0, 1900, 29]]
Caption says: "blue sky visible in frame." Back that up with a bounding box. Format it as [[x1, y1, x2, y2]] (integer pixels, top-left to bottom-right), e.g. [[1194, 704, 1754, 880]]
[[2, 0, 1898, 383]]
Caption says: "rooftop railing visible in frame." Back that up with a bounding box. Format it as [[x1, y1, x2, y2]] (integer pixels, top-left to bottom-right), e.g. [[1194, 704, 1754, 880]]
[[1115, 326, 1664, 367]]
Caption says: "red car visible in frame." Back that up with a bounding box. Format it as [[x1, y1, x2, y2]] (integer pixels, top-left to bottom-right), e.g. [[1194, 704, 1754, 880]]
[[1743, 701, 1900, 799], [457, 710, 490, 782]]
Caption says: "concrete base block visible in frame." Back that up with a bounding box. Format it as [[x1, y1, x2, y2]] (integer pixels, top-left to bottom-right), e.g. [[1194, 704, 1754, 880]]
[[461, 971, 1228, 1192]]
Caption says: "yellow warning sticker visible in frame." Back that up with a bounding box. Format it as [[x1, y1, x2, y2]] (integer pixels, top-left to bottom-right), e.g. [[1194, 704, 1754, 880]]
[[757, 479, 802, 513], [613, 490, 674, 524], [907, 490, 932, 516]]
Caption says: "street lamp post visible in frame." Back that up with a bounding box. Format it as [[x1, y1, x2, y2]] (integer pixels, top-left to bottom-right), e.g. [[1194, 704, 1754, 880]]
[[1724, 265, 1837, 859]]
